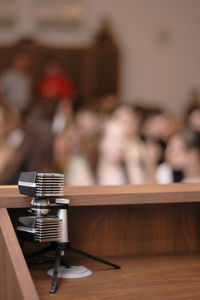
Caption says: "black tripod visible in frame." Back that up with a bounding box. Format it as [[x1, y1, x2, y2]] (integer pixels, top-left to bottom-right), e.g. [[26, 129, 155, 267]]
[[22, 200, 120, 294], [25, 240, 120, 293]]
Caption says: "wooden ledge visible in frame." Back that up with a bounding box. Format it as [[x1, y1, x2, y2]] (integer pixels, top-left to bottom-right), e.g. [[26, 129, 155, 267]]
[[0, 208, 39, 299], [0, 183, 200, 208]]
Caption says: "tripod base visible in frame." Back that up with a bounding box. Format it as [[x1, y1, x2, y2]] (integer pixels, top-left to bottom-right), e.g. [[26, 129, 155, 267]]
[[24, 241, 121, 294], [47, 265, 92, 279]]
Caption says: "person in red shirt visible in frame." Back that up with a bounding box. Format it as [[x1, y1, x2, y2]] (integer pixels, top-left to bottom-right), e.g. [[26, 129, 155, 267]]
[[38, 57, 75, 102]]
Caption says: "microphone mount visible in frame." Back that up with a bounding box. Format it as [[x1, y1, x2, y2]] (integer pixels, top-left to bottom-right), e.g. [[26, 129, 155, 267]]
[[17, 172, 120, 294]]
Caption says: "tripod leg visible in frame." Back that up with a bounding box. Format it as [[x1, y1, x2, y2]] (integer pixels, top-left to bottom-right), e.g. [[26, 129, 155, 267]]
[[70, 246, 120, 269], [50, 247, 62, 294], [25, 244, 54, 259], [19, 238, 24, 250], [60, 260, 70, 268]]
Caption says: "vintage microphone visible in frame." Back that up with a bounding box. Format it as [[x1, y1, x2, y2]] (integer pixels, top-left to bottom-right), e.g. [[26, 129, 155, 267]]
[[17, 172, 120, 294]]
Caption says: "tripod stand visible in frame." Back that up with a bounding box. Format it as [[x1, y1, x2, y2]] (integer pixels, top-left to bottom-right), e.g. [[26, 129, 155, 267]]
[[25, 240, 120, 293], [23, 201, 121, 294]]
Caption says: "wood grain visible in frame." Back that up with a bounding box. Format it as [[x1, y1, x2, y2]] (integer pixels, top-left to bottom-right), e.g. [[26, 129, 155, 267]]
[[0, 208, 39, 300], [1, 183, 200, 208], [2, 185, 200, 299], [30, 254, 200, 300], [4, 183, 200, 257], [9, 202, 200, 257], [67, 203, 200, 256]]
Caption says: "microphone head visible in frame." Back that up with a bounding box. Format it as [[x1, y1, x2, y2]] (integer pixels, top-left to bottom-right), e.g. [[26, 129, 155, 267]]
[[18, 172, 64, 197]]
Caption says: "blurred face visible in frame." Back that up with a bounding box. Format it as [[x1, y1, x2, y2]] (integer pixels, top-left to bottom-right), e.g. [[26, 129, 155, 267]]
[[114, 107, 138, 138], [188, 109, 200, 132], [100, 94, 119, 113], [76, 111, 100, 137], [166, 135, 191, 170], [143, 114, 170, 140], [99, 120, 128, 163]]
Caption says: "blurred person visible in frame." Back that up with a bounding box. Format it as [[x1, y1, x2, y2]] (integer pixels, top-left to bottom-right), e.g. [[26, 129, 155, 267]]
[[5, 105, 24, 150], [113, 105, 139, 138], [142, 109, 171, 143], [75, 109, 101, 138], [131, 104, 149, 136], [113, 105, 148, 184], [140, 109, 172, 182], [137, 107, 182, 184], [96, 118, 129, 185], [75, 109, 101, 179], [156, 128, 200, 183], [0, 51, 32, 113], [37, 56, 75, 103], [185, 105, 200, 133], [54, 125, 80, 173], [146, 138, 171, 184], [52, 100, 73, 135], [184, 88, 200, 127], [95, 93, 119, 116], [0, 101, 56, 184], [24, 102, 56, 171], [0, 106, 15, 174], [76, 110, 101, 176], [54, 125, 94, 186]]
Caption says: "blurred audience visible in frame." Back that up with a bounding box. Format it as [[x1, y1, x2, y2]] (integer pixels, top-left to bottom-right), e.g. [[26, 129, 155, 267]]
[[0, 52, 200, 186]]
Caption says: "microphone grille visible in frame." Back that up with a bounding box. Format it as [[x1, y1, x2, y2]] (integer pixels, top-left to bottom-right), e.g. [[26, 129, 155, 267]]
[[35, 172, 64, 197]]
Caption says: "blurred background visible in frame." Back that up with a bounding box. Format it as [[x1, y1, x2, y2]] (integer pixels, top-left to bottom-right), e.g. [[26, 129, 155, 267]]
[[0, 0, 200, 185]]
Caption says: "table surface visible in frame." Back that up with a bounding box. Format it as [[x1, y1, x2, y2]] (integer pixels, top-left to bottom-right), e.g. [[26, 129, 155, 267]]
[[31, 253, 200, 300], [1, 183, 200, 208]]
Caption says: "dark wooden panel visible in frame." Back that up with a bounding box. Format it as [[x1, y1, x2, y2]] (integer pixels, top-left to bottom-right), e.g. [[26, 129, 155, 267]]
[[8, 202, 200, 257], [0, 42, 119, 103], [68, 203, 200, 256], [1, 183, 200, 208], [0, 208, 39, 300]]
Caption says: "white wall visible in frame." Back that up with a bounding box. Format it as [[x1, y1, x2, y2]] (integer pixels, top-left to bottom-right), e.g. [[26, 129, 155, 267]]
[[0, 0, 200, 115]]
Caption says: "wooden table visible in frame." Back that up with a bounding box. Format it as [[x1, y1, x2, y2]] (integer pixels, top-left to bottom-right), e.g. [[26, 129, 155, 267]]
[[1, 183, 200, 299], [31, 253, 200, 300]]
